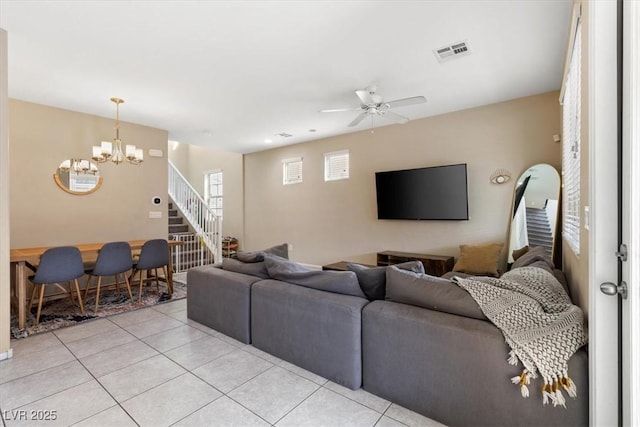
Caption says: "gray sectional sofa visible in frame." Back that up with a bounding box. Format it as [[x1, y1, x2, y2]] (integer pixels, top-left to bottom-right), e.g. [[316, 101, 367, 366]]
[[186, 248, 588, 427]]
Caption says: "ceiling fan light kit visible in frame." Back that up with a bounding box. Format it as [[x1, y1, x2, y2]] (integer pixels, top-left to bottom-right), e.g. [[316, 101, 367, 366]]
[[321, 85, 426, 128]]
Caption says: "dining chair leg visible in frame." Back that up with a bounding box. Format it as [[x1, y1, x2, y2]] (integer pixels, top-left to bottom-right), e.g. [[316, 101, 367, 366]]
[[35, 285, 45, 326], [114, 274, 121, 294], [67, 281, 75, 304], [138, 271, 144, 303], [84, 275, 92, 300], [28, 284, 38, 313], [94, 276, 102, 314], [73, 278, 85, 314], [163, 266, 173, 295], [154, 268, 160, 293], [123, 273, 134, 301]]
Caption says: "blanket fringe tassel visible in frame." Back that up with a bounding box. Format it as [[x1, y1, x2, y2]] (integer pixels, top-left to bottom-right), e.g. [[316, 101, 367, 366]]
[[511, 369, 531, 398], [507, 350, 519, 366], [512, 370, 577, 406], [541, 374, 577, 408]]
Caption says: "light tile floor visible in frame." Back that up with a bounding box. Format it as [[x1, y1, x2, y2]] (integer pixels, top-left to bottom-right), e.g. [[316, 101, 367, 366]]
[[0, 299, 444, 427]]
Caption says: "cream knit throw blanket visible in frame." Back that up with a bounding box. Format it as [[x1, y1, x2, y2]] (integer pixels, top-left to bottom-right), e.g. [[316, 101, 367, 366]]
[[453, 266, 587, 407]]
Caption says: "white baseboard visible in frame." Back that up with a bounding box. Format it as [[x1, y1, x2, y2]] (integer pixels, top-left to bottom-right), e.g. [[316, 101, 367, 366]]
[[0, 348, 13, 361]]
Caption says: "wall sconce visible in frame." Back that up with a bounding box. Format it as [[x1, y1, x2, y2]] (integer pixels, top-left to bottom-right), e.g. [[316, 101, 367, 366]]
[[490, 169, 512, 184]]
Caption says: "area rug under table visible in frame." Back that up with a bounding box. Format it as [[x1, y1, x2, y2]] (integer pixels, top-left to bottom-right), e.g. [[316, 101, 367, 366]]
[[10, 280, 187, 339]]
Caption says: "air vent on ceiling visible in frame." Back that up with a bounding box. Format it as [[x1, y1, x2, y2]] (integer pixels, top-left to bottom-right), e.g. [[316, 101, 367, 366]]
[[276, 132, 293, 138], [434, 40, 471, 63]]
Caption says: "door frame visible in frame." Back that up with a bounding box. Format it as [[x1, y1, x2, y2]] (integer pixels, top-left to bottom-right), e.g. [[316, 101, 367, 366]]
[[622, 1, 640, 425], [588, 0, 620, 425]]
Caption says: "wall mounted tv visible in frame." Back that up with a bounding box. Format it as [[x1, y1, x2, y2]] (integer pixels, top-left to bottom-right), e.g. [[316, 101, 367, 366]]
[[375, 163, 469, 220]]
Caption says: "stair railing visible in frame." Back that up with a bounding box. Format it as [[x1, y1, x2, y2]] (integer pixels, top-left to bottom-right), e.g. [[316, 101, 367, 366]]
[[168, 160, 222, 262]]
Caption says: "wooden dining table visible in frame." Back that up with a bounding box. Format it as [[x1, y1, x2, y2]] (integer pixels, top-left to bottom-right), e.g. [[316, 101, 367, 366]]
[[10, 239, 182, 330]]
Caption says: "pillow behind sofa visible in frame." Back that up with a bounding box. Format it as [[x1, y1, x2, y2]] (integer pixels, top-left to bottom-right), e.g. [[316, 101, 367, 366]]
[[347, 261, 425, 301], [386, 266, 487, 321], [452, 242, 504, 277], [265, 255, 366, 298], [235, 243, 289, 263], [222, 258, 270, 279]]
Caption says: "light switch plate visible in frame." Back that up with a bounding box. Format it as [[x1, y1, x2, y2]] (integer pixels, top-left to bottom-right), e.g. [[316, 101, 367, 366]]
[[584, 206, 590, 230], [149, 211, 162, 219], [149, 149, 163, 157]]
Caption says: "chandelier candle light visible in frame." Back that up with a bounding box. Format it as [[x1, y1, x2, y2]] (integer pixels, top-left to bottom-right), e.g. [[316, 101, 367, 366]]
[[92, 97, 143, 165]]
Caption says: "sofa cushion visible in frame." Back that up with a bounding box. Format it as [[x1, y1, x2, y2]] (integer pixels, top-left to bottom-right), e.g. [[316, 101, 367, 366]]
[[235, 243, 289, 262], [452, 242, 504, 277], [347, 261, 425, 301], [221, 258, 269, 279], [511, 246, 554, 270], [265, 256, 366, 298], [385, 266, 487, 320]]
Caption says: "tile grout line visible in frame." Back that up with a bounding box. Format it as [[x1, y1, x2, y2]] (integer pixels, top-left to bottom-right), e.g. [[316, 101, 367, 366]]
[[51, 327, 141, 427]]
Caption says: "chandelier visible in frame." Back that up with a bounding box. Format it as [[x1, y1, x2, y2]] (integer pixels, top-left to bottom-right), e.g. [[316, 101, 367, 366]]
[[59, 159, 99, 175], [92, 97, 143, 165]]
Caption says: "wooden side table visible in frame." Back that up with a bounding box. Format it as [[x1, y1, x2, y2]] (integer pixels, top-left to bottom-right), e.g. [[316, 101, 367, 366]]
[[376, 251, 455, 276]]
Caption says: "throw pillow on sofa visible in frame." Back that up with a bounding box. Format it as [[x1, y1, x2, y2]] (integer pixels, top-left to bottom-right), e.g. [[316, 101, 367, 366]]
[[385, 266, 487, 321], [452, 242, 504, 277], [221, 258, 269, 279], [265, 256, 366, 298], [347, 261, 425, 301], [511, 246, 554, 271], [235, 243, 289, 263], [512, 245, 530, 261]]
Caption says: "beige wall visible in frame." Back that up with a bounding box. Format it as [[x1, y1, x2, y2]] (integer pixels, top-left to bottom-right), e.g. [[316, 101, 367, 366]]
[[1, 28, 10, 356], [244, 92, 562, 267], [562, 0, 590, 318], [9, 99, 169, 247], [168, 142, 244, 243]]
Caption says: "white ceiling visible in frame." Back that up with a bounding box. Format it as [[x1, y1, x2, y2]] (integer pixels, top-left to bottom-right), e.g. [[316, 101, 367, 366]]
[[0, 1, 572, 154]]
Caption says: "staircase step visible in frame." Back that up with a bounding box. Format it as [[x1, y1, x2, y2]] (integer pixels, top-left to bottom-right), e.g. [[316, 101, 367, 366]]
[[169, 217, 183, 225], [168, 209, 178, 217], [169, 224, 189, 233]]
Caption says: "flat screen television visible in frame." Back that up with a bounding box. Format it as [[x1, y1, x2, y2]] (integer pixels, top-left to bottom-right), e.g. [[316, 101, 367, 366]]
[[375, 163, 469, 220]]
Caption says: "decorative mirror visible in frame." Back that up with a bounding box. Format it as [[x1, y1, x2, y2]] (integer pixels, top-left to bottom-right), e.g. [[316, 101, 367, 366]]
[[53, 159, 103, 195], [508, 163, 561, 263]]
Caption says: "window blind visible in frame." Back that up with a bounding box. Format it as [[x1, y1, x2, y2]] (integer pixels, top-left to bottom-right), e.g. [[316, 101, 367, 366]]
[[561, 21, 582, 255], [283, 157, 303, 185], [324, 150, 349, 181]]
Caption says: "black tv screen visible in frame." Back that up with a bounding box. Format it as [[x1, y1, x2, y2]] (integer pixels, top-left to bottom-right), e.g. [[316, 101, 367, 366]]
[[375, 163, 469, 220]]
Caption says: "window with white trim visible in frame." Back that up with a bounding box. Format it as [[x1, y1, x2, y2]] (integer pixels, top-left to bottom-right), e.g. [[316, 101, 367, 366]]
[[283, 157, 303, 185], [324, 149, 349, 181], [561, 19, 581, 255], [205, 169, 223, 218]]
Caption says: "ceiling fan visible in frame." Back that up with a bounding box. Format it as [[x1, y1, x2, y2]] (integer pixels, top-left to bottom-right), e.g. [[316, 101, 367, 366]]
[[320, 85, 426, 127]]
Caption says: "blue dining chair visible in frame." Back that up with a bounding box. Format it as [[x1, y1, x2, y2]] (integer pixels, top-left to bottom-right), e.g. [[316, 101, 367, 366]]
[[27, 246, 85, 326], [84, 241, 134, 314], [130, 239, 173, 302]]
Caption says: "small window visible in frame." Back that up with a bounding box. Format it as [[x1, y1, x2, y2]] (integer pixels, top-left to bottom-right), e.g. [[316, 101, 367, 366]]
[[324, 149, 349, 181], [283, 157, 303, 185], [205, 169, 223, 218]]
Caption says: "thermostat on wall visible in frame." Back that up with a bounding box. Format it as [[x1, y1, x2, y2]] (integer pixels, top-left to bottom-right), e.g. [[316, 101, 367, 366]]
[[152, 196, 162, 205]]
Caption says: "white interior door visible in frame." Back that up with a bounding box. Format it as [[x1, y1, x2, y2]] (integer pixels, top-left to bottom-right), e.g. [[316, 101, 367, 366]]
[[622, 2, 640, 425], [588, 1, 621, 426]]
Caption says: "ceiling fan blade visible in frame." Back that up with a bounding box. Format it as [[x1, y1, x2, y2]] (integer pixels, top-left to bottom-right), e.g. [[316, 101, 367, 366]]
[[348, 112, 369, 127], [385, 96, 427, 109], [320, 107, 360, 113], [381, 111, 410, 124], [355, 89, 374, 105]]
